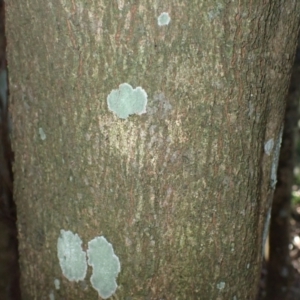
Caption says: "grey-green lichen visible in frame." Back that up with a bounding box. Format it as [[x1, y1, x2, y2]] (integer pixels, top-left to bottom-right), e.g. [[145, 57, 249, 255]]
[[217, 281, 226, 290], [157, 12, 171, 26], [107, 83, 147, 119], [57, 230, 87, 282], [54, 279, 60, 290], [39, 127, 46, 140], [264, 138, 274, 156], [87, 236, 121, 299]]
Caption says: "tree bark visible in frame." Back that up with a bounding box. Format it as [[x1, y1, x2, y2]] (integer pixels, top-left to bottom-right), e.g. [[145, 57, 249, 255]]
[[6, 1, 300, 299]]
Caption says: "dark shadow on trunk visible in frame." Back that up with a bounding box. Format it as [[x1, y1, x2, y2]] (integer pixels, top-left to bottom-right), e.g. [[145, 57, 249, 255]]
[[0, 1, 21, 299], [265, 38, 300, 300]]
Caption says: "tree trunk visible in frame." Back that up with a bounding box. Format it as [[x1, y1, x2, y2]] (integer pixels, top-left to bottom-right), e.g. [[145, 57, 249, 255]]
[[6, 1, 300, 299]]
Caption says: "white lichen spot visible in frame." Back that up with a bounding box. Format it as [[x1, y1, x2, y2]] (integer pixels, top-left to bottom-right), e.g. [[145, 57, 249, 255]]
[[49, 290, 55, 300], [107, 83, 147, 119], [233, 296, 238, 300], [157, 12, 171, 26], [54, 279, 60, 290], [247, 263, 250, 269], [39, 127, 46, 140], [217, 281, 225, 290], [57, 230, 87, 282], [264, 138, 274, 156], [87, 236, 121, 299]]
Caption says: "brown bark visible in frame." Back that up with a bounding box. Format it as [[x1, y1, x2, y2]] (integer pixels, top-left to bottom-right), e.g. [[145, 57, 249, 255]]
[[6, 1, 300, 299]]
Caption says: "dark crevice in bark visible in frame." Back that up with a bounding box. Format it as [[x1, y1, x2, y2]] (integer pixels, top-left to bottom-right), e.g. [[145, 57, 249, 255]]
[[265, 38, 300, 300], [0, 1, 21, 299]]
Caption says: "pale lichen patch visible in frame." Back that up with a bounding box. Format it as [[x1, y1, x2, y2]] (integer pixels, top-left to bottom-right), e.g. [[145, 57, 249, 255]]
[[107, 83, 147, 119], [157, 12, 171, 26], [217, 281, 225, 290], [49, 290, 55, 300], [54, 279, 60, 290], [39, 127, 46, 140], [57, 230, 87, 282], [264, 138, 274, 156], [87, 236, 121, 299]]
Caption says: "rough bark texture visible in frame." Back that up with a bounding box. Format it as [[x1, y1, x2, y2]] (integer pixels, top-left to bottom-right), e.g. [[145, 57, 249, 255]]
[[6, 1, 300, 299]]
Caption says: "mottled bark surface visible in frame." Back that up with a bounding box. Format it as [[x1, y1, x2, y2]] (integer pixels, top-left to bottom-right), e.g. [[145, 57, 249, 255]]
[[6, 1, 300, 299]]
